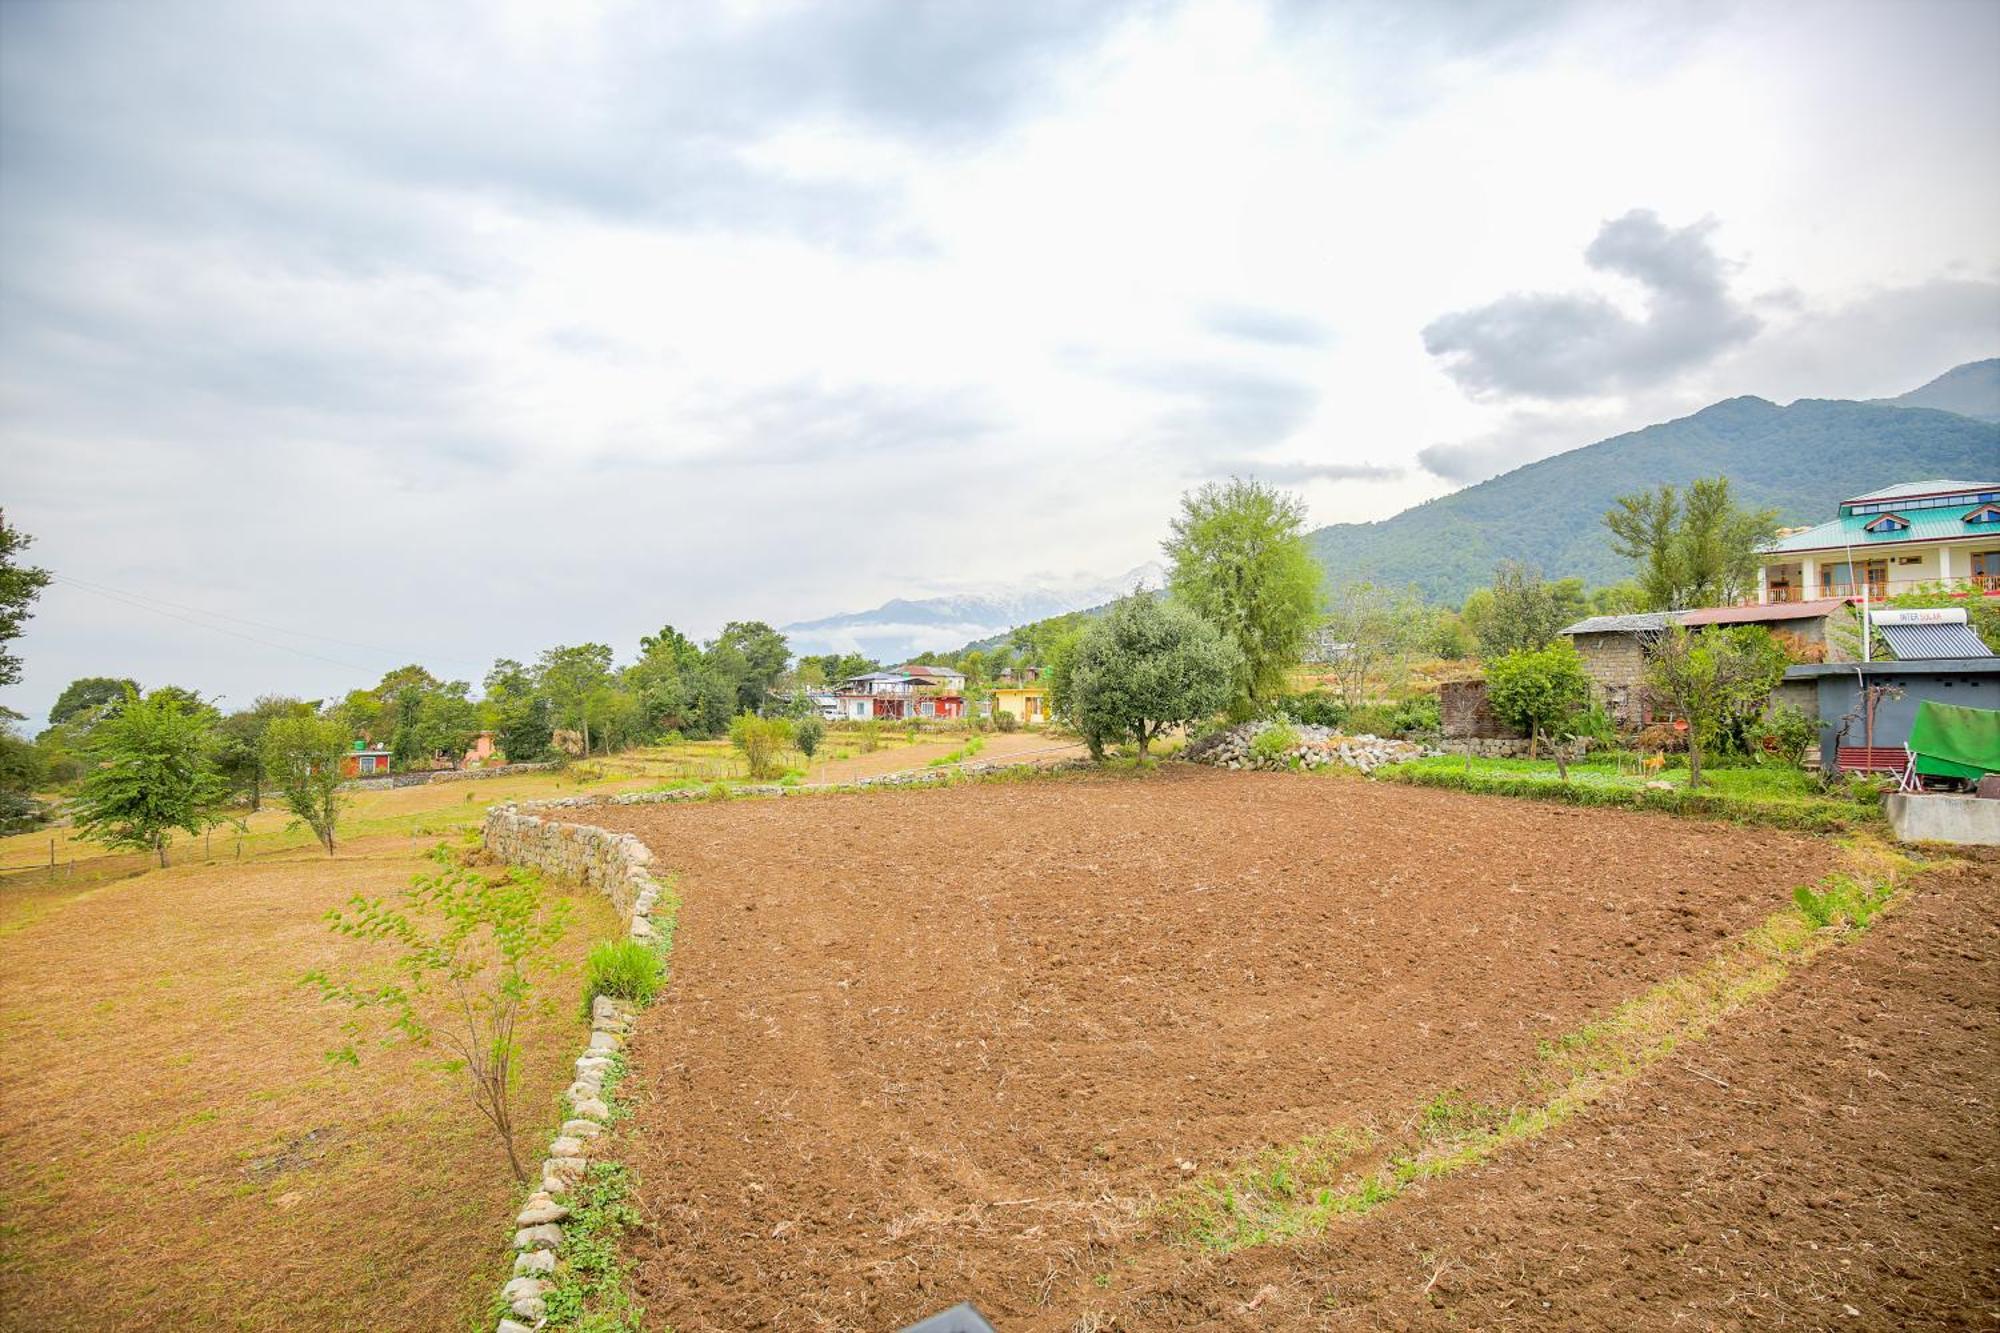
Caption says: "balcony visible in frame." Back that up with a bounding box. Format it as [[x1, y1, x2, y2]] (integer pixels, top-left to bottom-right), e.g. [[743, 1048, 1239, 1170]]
[[1761, 573, 2000, 605]]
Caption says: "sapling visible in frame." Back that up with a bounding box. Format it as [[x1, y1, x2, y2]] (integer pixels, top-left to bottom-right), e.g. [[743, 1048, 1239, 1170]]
[[305, 846, 572, 1182]]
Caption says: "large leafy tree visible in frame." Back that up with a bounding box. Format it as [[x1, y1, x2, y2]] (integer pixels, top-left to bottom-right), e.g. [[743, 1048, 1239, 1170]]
[[1605, 477, 1777, 610], [262, 712, 349, 854], [71, 689, 232, 866], [216, 695, 312, 810], [47, 676, 139, 727], [1643, 625, 1788, 787], [1164, 479, 1323, 718], [0, 513, 51, 701], [1050, 593, 1239, 758], [536, 643, 614, 754], [1461, 563, 1590, 658], [709, 621, 791, 714]]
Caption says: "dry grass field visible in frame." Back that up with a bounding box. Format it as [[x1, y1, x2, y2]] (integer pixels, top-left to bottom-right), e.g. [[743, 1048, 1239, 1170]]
[[0, 827, 622, 1331], [0, 726, 1072, 1331]]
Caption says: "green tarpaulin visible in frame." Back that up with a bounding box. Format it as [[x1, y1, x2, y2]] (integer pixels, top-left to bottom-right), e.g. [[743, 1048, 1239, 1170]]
[[1908, 700, 2000, 780]]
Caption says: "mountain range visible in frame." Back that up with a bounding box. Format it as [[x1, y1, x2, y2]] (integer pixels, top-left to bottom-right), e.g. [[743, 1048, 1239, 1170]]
[[1306, 360, 1998, 603], [781, 563, 1164, 662], [785, 359, 1998, 662]]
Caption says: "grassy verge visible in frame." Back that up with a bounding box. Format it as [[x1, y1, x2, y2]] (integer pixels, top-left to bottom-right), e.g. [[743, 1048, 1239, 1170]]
[[1156, 841, 1916, 1252], [1376, 755, 1882, 833]]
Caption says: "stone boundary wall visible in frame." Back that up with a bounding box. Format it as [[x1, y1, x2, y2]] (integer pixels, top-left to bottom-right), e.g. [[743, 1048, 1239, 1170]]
[[430, 761, 560, 785], [481, 804, 666, 1331]]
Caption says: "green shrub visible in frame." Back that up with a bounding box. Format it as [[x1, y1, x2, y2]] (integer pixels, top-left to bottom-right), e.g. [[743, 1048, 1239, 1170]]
[[1749, 703, 1817, 768], [1272, 691, 1346, 728], [793, 716, 826, 760], [729, 712, 794, 779], [1793, 874, 1892, 930], [1249, 722, 1300, 765], [582, 938, 665, 1017], [993, 709, 1020, 733]]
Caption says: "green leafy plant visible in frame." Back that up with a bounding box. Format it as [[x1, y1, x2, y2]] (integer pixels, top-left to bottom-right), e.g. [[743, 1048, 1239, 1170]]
[[792, 715, 826, 761], [1749, 702, 1818, 769], [70, 688, 233, 867], [1050, 592, 1240, 759], [1485, 641, 1592, 778], [1249, 722, 1300, 766], [728, 712, 793, 779], [304, 848, 573, 1182], [261, 712, 349, 855], [581, 938, 664, 1019]]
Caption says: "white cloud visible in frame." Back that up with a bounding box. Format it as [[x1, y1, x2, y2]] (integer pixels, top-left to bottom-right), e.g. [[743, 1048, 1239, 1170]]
[[2, 0, 1996, 721]]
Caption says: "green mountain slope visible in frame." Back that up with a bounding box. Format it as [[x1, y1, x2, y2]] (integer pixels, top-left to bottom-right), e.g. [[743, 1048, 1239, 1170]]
[[1307, 395, 2000, 604], [1881, 357, 2000, 421]]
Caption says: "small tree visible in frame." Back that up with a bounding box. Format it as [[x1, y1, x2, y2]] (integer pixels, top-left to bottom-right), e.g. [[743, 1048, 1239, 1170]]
[[306, 848, 572, 1182], [1319, 581, 1427, 707], [1643, 625, 1787, 787], [1463, 563, 1588, 659], [71, 689, 232, 866], [1484, 641, 1593, 778], [1050, 593, 1240, 758], [793, 715, 826, 762], [262, 713, 350, 855], [729, 712, 793, 779]]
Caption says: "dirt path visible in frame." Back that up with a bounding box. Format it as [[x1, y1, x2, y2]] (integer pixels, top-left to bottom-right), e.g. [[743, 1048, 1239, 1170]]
[[804, 729, 1086, 785], [588, 768, 1843, 1331]]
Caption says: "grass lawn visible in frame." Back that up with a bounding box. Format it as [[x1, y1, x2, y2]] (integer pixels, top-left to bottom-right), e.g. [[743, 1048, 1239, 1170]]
[[1378, 753, 1885, 832]]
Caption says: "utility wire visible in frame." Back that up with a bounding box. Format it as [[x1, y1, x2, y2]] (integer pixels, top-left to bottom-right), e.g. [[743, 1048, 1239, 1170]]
[[50, 574, 486, 676]]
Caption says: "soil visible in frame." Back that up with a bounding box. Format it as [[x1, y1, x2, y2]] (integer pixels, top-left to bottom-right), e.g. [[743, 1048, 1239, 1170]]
[[588, 767, 1869, 1331], [1087, 850, 2000, 1332]]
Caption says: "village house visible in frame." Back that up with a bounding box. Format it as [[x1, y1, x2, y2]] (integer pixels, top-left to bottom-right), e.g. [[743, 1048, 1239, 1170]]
[[338, 740, 392, 778], [1753, 479, 2000, 604], [831, 666, 966, 720], [989, 682, 1050, 726]]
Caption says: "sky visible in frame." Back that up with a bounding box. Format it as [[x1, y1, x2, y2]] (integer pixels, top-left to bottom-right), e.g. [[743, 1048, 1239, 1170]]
[[3, 0, 1997, 723]]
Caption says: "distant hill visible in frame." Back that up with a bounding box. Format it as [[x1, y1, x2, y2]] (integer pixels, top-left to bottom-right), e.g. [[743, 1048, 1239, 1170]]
[[1879, 357, 2000, 421], [1306, 389, 1999, 604], [782, 563, 1162, 662]]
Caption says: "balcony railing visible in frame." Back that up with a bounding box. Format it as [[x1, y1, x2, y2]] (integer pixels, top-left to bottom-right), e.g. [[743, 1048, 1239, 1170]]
[[1761, 573, 2000, 604]]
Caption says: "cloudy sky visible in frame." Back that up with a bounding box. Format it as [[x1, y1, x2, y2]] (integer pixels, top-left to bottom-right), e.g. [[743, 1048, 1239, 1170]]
[[3, 0, 1997, 721]]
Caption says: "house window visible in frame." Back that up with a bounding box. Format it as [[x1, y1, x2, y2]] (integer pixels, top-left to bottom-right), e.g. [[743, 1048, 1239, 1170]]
[[1965, 504, 2000, 525], [1862, 513, 1909, 533]]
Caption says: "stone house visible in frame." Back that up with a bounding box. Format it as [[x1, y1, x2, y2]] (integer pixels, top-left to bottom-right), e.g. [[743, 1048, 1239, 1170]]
[[1557, 612, 1678, 726]]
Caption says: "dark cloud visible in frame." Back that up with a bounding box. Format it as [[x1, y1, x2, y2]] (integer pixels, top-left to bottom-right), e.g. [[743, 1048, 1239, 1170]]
[[1421, 210, 1762, 399], [1200, 304, 1331, 348]]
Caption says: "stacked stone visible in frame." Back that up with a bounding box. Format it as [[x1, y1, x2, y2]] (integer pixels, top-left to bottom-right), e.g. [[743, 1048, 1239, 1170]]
[[483, 805, 664, 1333], [1187, 721, 1433, 774]]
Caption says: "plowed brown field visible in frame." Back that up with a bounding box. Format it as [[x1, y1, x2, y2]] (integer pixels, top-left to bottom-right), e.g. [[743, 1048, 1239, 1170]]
[[575, 768, 1986, 1332]]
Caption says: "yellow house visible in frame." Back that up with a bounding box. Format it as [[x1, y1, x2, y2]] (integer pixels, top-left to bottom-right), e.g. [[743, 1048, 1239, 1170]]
[[990, 685, 1049, 726]]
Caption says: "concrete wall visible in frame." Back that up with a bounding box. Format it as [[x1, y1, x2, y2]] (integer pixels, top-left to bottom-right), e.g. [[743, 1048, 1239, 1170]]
[[1887, 793, 2000, 846]]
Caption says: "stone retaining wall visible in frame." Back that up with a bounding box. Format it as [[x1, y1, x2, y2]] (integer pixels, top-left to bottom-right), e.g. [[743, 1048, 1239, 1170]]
[[479, 806, 670, 1331]]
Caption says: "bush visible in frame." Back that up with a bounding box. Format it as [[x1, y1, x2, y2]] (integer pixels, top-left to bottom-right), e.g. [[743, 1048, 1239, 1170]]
[[1341, 697, 1440, 739], [1271, 691, 1347, 728], [793, 716, 826, 760], [993, 709, 1020, 733], [1749, 703, 1818, 768], [858, 718, 884, 751], [729, 713, 793, 779], [581, 937, 665, 1017], [1249, 722, 1300, 765]]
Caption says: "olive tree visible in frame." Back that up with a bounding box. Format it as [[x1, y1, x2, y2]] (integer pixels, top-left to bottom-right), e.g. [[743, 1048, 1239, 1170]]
[[1051, 593, 1240, 758]]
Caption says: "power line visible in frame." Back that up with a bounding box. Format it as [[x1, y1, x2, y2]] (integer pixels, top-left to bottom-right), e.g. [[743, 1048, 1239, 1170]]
[[50, 574, 487, 677]]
